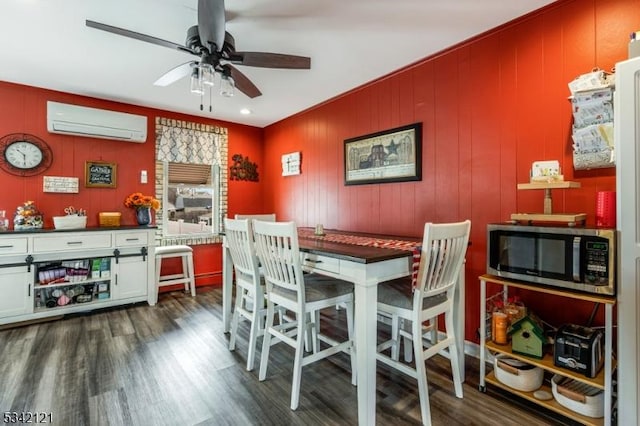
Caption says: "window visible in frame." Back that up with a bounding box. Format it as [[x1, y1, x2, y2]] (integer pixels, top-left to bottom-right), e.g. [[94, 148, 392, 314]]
[[161, 162, 220, 237], [154, 117, 228, 246]]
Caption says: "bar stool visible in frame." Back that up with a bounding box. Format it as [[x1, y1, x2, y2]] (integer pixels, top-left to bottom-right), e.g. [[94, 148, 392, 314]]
[[155, 245, 195, 302]]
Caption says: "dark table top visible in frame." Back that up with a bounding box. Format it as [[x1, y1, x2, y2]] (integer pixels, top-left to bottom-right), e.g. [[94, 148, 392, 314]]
[[297, 227, 419, 264]]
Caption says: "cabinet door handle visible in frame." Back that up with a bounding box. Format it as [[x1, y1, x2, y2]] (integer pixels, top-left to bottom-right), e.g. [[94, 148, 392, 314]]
[[0, 245, 14, 249], [125, 238, 139, 242], [28, 283, 31, 297], [66, 241, 83, 245]]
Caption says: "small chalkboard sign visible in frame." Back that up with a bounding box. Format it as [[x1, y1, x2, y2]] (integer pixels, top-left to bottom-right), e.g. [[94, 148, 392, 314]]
[[85, 161, 117, 188]]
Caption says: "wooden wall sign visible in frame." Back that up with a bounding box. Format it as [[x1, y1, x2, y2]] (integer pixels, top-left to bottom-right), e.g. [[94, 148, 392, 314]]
[[230, 154, 259, 182]]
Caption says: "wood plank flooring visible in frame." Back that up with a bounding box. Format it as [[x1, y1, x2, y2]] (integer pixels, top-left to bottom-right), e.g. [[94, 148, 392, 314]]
[[0, 287, 573, 425]]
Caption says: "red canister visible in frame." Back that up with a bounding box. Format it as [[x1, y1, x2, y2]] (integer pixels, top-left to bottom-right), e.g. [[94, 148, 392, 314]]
[[596, 191, 616, 228]]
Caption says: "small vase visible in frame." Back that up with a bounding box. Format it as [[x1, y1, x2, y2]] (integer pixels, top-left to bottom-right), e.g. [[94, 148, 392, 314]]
[[136, 207, 152, 226]]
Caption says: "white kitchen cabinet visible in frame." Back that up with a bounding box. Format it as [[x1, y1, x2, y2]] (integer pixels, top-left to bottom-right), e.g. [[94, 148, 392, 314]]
[[0, 266, 32, 318], [0, 227, 155, 325], [113, 255, 149, 300]]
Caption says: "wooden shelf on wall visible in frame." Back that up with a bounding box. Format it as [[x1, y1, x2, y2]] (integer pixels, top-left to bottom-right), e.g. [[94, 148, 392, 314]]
[[512, 181, 586, 225], [510, 212, 587, 225], [516, 181, 581, 191]]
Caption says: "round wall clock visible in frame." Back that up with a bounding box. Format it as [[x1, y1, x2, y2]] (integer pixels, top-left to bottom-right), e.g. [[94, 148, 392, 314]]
[[0, 133, 53, 177]]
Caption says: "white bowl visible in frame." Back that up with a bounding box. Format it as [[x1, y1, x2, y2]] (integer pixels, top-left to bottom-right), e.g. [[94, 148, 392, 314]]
[[53, 215, 87, 230]]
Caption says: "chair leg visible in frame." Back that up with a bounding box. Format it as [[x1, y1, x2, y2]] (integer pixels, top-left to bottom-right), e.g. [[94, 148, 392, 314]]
[[228, 288, 244, 351], [290, 314, 307, 410], [429, 317, 438, 345], [303, 312, 317, 353], [246, 292, 261, 371], [412, 317, 432, 426], [259, 300, 275, 382], [181, 254, 189, 293], [391, 314, 400, 361], [445, 309, 463, 398], [187, 253, 196, 296], [403, 319, 413, 363], [277, 306, 284, 325]]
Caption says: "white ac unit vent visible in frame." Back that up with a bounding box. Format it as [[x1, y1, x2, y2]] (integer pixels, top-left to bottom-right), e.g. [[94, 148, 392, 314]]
[[46, 101, 147, 143]]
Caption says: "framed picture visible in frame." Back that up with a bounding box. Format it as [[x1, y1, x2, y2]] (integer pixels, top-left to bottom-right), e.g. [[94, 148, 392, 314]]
[[344, 122, 422, 185], [85, 161, 117, 188]]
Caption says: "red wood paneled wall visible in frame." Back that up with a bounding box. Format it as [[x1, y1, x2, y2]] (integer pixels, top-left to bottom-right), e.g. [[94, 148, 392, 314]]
[[262, 0, 639, 342], [0, 81, 264, 284]]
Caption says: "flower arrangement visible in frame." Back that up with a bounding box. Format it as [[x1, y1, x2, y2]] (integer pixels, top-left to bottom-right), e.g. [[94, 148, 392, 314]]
[[124, 192, 161, 210]]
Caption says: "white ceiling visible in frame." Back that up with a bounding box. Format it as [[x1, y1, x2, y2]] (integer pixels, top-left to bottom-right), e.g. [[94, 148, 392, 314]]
[[1, 0, 557, 128]]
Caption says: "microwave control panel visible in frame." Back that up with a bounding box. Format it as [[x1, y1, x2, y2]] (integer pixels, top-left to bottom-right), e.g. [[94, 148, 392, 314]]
[[584, 240, 610, 284]]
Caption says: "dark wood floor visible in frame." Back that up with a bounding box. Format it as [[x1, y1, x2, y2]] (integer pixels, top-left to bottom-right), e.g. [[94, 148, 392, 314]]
[[0, 286, 572, 425]]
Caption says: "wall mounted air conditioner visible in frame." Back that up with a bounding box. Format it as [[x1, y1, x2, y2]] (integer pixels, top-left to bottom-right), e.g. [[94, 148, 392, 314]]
[[46, 101, 147, 143]]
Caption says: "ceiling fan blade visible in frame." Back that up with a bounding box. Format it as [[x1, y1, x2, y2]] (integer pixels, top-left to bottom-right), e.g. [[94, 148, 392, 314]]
[[224, 64, 262, 98], [154, 61, 197, 87], [229, 52, 311, 69], [85, 20, 194, 54], [198, 0, 226, 53]]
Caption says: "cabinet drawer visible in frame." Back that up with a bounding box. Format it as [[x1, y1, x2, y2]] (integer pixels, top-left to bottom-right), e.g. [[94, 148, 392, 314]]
[[33, 233, 113, 253], [302, 253, 340, 274], [0, 238, 28, 255], [115, 232, 148, 247]]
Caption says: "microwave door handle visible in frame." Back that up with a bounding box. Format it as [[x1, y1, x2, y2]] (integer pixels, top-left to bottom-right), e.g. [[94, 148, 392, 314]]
[[573, 236, 581, 281]]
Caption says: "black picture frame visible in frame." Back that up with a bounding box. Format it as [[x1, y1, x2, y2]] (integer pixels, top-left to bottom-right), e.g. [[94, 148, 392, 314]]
[[85, 161, 117, 188], [344, 122, 422, 185]]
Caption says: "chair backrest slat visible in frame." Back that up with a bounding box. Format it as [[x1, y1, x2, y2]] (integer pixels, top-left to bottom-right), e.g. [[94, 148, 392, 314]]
[[416, 220, 471, 299], [253, 221, 305, 301], [224, 218, 261, 285]]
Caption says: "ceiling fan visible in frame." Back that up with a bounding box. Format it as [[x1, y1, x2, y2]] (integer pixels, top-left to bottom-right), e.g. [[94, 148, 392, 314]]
[[85, 0, 311, 99]]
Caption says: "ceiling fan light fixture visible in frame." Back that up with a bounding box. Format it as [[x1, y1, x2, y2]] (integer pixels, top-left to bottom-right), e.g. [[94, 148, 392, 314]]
[[201, 63, 215, 87], [190, 65, 204, 95], [220, 75, 235, 97]]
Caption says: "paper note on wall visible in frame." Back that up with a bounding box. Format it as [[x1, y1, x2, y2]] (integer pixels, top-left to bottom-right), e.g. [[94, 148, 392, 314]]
[[43, 176, 79, 193]]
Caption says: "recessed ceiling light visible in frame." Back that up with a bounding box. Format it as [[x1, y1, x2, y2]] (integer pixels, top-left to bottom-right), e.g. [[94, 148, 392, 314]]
[[240, 108, 251, 115]]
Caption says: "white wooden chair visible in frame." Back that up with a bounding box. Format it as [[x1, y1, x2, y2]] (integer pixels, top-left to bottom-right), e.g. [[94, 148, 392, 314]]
[[376, 220, 471, 426], [253, 220, 356, 410], [225, 217, 265, 371]]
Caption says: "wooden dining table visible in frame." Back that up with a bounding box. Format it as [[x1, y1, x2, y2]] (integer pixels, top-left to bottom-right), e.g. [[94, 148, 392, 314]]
[[221, 227, 466, 425]]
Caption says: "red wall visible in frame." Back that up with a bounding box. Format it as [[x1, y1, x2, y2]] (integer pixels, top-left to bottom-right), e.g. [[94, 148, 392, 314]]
[[262, 0, 638, 342], [0, 81, 264, 285]]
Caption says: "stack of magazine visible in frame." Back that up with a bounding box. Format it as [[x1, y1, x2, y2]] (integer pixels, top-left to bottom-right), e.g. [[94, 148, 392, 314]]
[[568, 69, 615, 170]]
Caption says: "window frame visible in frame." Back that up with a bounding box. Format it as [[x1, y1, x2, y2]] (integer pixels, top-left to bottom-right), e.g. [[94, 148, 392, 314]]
[[154, 117, 227, 246], [160, 161, 221, 239]]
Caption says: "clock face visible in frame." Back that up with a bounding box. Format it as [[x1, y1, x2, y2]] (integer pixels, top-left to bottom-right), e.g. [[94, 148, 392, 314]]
[[0, 133, 53, 177], [5, 141, 43, 169]]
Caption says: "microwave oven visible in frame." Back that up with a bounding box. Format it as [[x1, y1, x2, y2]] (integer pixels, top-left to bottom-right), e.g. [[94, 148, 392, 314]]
[[487, 224, 616, 295]]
